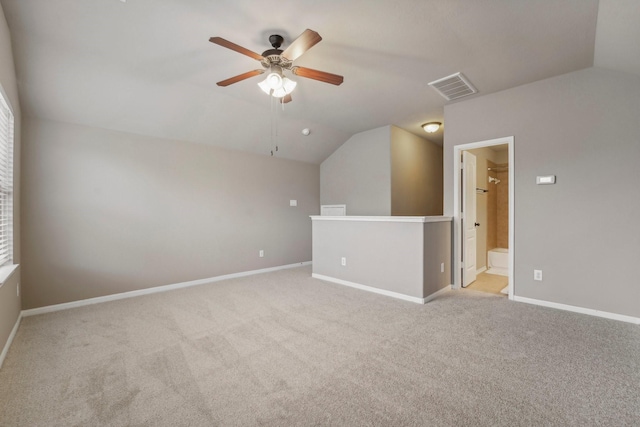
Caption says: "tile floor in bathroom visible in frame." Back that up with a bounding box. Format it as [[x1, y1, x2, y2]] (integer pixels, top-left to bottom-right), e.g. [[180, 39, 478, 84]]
[[466, 271, 508, 296]]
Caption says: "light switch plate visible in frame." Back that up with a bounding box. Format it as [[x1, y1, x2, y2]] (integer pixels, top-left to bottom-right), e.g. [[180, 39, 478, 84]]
[[290, 200, 297, 206], [536, 175, 556, 185]]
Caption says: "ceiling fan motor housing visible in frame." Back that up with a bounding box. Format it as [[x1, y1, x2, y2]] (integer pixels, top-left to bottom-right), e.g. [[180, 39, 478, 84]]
[[261, 50, 292, 70], [269, 34, 284, 49], [260, 35, 293, 69]]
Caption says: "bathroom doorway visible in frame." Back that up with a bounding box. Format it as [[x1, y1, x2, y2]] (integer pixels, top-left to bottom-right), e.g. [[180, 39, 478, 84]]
[[453, 137, 514, 299]]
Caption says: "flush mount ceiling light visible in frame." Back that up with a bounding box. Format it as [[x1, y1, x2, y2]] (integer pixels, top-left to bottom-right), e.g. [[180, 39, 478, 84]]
[[422, 122, 441, 133]]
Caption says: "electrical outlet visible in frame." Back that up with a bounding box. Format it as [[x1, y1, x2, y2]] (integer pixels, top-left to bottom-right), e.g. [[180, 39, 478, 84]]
[[290, 200, 297, 207], [534, 269, 543, 281], [259, 250, 264, 258], [341, 257, 346, 266], [441, 262, 445, 273]]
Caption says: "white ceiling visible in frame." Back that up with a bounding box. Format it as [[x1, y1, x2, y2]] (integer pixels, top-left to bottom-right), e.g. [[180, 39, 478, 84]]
[[0, 0, 620, 164], [594, 0, 640, 77]]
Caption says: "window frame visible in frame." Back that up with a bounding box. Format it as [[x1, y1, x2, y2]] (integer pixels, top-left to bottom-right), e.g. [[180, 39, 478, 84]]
[[0, 88, 15, 270]]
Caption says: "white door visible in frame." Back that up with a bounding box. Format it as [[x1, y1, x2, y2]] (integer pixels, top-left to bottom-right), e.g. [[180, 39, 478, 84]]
[[462, 151, 477, 287]]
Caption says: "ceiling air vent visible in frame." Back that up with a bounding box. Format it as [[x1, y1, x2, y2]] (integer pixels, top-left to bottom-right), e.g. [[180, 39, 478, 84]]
[[428, 72, 477, 101]]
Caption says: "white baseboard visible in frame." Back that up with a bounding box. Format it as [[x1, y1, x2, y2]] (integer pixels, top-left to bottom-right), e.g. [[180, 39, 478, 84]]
[[513, 296, 640, 325], [424, 285, 452, 303], [476, 266, 487, 275], [312, 273, 451, 305], [0, 312, 22, 370], [22, 261, 312, 318]]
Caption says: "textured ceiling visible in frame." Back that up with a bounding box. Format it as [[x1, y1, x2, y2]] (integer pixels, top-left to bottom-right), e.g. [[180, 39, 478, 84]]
[[0, 0, 603, 163]]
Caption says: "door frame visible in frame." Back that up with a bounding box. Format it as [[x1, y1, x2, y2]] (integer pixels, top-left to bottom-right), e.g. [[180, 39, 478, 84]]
[[453, 136, 515, 299]]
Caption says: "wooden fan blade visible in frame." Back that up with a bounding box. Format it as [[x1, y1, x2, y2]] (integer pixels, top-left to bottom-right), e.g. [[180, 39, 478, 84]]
[[281, 29, 322, 61], [291, 66, 344, 86], [280, 94, 293, 104], [217, 69, 264, 87], [209, 37, 264, 61]]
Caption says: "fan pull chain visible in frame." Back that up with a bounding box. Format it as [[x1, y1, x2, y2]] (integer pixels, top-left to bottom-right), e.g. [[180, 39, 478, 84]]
[[268, 94, 284, 156], [270, 94, 275, 156], [273, 98, 280, 152]]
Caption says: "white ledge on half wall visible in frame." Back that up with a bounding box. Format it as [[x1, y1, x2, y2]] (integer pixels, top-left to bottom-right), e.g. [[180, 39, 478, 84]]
[[310, 216, 452, 223]]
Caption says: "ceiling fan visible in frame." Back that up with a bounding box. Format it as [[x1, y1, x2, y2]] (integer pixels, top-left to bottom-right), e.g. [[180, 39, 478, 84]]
[[209, 29, 344, 103]]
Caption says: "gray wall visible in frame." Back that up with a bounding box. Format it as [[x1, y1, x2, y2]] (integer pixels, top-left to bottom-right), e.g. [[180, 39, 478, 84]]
[[21, 118, 319, 309], [321, 125, 443, 216], [320, 126, 391, 215], [312, 220, 423, 297], [391, 126, 443, 216], [423, 221, 451, 297], [444, 67, 640, 318], [0, 3, 21, 359], [312, 219, 451, 299]]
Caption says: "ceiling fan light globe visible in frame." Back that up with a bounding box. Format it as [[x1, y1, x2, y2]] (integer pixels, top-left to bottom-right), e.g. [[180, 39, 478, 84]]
[[257, 79, 272, 95], [271, 87, 287, 98], [266, 72, 283, 90], [282, 77, 297, 95]]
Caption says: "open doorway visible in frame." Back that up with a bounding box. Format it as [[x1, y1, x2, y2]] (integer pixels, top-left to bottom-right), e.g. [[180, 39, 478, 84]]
[[453, 137, 514, 299]]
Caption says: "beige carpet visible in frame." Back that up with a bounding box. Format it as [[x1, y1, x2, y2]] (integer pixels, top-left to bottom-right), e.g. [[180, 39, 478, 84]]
[[1, 266, 639, 426]]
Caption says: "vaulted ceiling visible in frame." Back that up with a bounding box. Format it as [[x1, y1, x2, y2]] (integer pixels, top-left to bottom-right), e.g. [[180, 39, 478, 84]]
[[1, 0, 636, 164]]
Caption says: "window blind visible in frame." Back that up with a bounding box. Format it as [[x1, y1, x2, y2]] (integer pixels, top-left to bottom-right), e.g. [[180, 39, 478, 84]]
[[0, 93, 14, 267]]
